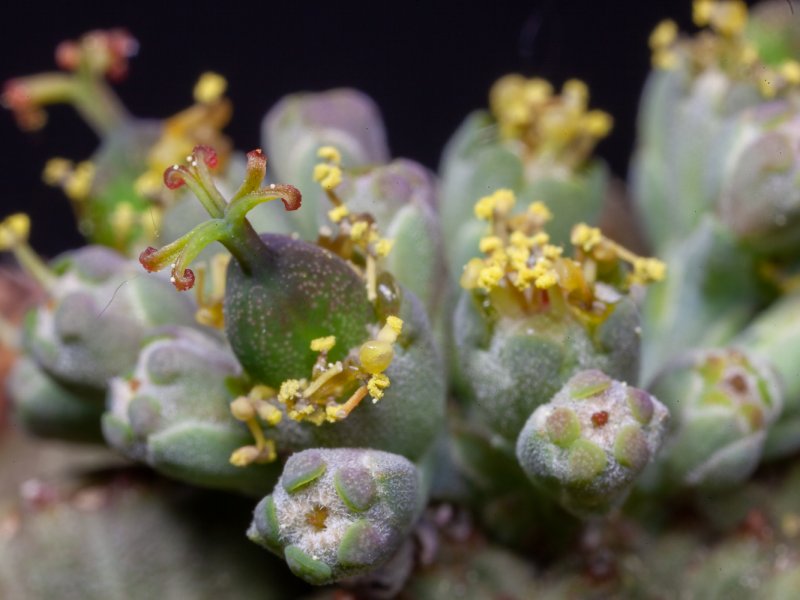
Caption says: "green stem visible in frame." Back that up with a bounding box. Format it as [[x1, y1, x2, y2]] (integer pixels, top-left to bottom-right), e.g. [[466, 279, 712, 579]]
[[13, 244, 56, 292]]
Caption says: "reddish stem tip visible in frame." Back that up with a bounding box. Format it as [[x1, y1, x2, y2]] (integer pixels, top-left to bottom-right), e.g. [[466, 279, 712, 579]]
[[280, 185, 302, 211], [172, 268, 195, 291], [139, 247, 159, 271], [163, 165, 188, 190], [193, 145, 218, 169]]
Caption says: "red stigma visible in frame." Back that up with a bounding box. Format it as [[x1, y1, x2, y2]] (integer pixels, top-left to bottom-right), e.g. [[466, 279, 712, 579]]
[[280, 185, 302, 211], [193, 145, 218, 169], [139, 247, 159, 271], [163, 166, 187, 190], [172, 268, 195, 291], [591, 411, 609, 427]]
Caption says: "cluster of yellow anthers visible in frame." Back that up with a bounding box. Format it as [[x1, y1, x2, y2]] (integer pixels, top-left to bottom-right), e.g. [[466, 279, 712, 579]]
[[650, 1, 800, 98], [461, 189, 665, 306], [135, 72, 232, 200], [228, 316, 403, 467], [193, 253, 230, 329], [489, 75, 613, 168], [312, 146, 395, 302]]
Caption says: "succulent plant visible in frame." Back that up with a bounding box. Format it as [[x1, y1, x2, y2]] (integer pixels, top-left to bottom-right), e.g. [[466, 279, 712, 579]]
[[3, 4, 800, 595]]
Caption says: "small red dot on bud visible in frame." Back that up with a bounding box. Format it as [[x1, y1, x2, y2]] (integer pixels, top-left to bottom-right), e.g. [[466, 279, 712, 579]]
[[591, 411, 609, 427]]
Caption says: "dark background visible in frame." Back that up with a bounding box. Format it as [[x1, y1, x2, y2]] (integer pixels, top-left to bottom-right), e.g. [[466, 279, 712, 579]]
[[0, 1, 715, 255]]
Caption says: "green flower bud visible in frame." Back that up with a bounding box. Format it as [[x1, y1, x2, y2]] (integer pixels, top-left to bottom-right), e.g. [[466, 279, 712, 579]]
[[652, 348, 782, 490], [516, 370, 669, 517], [455, 288, 641, 441], [102, 327, 280, 496], [7, 357, 104, 443], [248, 448, 423, 586], [25, 245, 197, 396], [733, 291, 800, 459], [262, 89, 389, 239]]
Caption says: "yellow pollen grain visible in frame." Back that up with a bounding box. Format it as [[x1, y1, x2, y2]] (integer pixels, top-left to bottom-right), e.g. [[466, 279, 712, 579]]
[[64, 161, 95, 200], [535, 270, 558, 289], [531, 232, 550, 246], [780, 61, 800, 86], [385, 315, 404, 336], [42, 157, 72, 185], [474, 195, 497, 220], [375, 238, 394, 257], [313, 163, 342, 190], [542, 244, 563, 259], [478, 264, 504, 290], [528, 201, 552, 222], [571, 223, 602, 251], [0, 213, 31, 249], [367, 373, 390, 401], [317, 146, 342, 165], [350, 220, 369, 242], [193, 72, 227, 103], [310, 336, 336, 353], [649, 20, 677, 50], [479, 235, 504, 254], [278, 379, 304, 404], [328, 204, 349, 223]]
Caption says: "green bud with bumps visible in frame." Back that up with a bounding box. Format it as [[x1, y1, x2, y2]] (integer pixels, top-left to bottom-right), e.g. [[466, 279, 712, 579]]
[[25, 245, 198, 397], [262, 88, 389, 240], [102, 327, 280, 496], [516, 370, 669, 517], [248, 448, 423, 586], [651, 348, 782, 490]]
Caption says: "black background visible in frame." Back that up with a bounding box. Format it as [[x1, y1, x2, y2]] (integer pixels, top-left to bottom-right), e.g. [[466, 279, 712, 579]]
[[0, 1, 742, 255]]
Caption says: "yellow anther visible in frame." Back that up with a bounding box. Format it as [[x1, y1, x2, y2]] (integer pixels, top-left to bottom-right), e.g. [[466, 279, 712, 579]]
[[193, 72, 227, 104], [493, 189, 516, 214], [780, 61, 800, 86], [460, 257, 484, 289], [310, 335, 336, 353], [360, 340, 394, 374], [374, 238, 394, 258], [230, 445, 261, 467], [474, 195, 496, 221], [479, 235, 504, 254], [531, 232, 550, 246], [535, 270, 558, 289], [230, 397, 256, 421], [317, 145, 342, 165], [64, 161, 95, 200], [385, 315, 404, 337], [562, 79, 589, 110], [694, 0, 747, 36], [581, 111, 613, 138], [328, 204, 349, 223], [571, 223, 602, 251], [313, 163, 342, 190], [278, 379, 304, 404], [653, 50, 679, 70], [256, 402, 283, 426], [42, 158, 72, 186], [649, 20, 678, 50], [528, 201, 553, 222], [632, 257, 667, 284], [515, 266, 537, 290], [350, 220, 369, 242], [367, 373, 390, 401], [478, 264, 505, 290], [522, 78, 553, 105], [0, 213, 31, 250], [508, 231, 532, 249], [507, 245, 530, 268], [542, 244, 563, 260]]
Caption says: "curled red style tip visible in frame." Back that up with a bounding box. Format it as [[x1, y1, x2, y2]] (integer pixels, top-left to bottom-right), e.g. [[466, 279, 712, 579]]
[[192, 145, 218, 169], [163, 165, 188, 190], [139, 247, 160, 271], [55, 41, 80, 71], [280, 185, 302, 211], [171, 268, 195, 291]]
